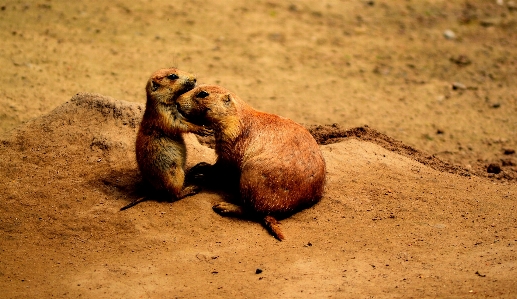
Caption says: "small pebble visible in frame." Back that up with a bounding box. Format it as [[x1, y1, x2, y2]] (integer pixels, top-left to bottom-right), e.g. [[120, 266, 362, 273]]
[[480, 18, 500, 27], [255, 268, 263, 274], [452, 82, 467, 90], [487, 163, 501, 174], [450, 55, 471, 66], [443, 29, 456, 40]]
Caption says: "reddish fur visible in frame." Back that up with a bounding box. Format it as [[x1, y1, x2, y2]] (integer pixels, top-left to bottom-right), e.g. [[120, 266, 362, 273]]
[[177, 85, 326, 240], [223, 108, 326, 215]]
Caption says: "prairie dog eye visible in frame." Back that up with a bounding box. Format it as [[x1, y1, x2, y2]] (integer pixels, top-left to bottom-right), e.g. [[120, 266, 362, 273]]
[[167, 73, 179, 80], [196, 91, 209, 98]]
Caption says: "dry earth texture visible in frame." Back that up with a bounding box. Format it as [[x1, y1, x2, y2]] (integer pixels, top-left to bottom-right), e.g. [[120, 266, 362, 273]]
[[1, 93, 516, 298], [1, 0, 517, 298]]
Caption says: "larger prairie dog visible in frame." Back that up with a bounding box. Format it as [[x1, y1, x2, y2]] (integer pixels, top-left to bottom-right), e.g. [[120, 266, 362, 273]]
[[176, 85, 326, 240]]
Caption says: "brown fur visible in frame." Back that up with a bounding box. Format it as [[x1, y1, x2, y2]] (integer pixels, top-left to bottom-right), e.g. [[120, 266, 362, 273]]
[[176, 85, 326, 240], [124, 68, 210, 210]]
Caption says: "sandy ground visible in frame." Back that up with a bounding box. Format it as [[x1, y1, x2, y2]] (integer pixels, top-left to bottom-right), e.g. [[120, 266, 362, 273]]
[[1, 0, 517, 298], [1, 94, 516, 298]]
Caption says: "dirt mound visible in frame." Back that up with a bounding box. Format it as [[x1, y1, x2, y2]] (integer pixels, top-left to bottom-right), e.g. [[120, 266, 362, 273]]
[[307, 124, 517, 182], [1, 94, 516, 298]]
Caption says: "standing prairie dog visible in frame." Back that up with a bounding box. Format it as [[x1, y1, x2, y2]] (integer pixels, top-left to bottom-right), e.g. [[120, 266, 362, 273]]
[[122, 68, 210, 210], [176, 85, 326, 240]]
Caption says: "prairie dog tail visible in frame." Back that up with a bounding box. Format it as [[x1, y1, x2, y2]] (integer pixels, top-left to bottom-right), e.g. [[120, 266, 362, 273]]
[[263, 216, 285, 241]]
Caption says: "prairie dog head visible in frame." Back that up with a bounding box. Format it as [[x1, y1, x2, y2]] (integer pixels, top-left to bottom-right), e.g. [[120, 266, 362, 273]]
[[176, 85, 242, 129], [145, 68, 196, 105]]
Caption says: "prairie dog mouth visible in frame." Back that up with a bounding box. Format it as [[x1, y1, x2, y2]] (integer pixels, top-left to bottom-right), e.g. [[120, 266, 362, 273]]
[[178, 83, 195, 96], [176, 102, 208, 126], [164, 84, 195, 105]]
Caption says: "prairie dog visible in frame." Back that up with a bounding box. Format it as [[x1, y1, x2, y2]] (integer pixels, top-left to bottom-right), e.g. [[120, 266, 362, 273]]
[[176, 85, 326, 240], [122, 68, 210, 210]]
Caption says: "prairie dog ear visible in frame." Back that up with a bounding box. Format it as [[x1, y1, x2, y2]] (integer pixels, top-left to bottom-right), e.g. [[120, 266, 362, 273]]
[[223, 94, 232, 106], [151, 80, 159, 92]]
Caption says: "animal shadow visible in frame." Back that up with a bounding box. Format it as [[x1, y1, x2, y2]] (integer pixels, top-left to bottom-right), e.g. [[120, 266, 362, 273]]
[[92, 168, 173, 211]]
